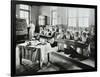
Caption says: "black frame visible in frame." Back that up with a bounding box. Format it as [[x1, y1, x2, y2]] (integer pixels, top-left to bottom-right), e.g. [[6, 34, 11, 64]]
[[11, 0, 97, 76]]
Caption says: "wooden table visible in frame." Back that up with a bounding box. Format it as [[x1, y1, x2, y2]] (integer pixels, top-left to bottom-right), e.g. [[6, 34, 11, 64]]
[[56, 39, 87, 48], [17, 42, 41, 68], [56, 39, 87, 55]]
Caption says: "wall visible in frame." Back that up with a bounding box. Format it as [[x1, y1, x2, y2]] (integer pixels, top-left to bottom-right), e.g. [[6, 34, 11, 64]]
[[16, 4, 95, 28], [16, 5, 40, 26], [57, 7, 67, 25], [39, 6, 51, 16], [39, 6, 51, 25], [31, 6, 40, 25], [16, 4, 20, 18], [89, 9, 95, 26], [39, 6, 95, 30], [39, 6, 68, 25]]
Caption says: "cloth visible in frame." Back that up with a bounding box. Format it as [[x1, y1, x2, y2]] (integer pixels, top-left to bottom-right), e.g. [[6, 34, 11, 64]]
[[56, 34, 64, 40], [16, 46, 20, 67], [74, 36, 80, 41], [81, 36, 87, 43], [16, 41, 58, 67], [38, 42, 58, 63]]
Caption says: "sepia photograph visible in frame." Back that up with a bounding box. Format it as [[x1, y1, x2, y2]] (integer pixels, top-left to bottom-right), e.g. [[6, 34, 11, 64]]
[[11, 0, 97, 76]]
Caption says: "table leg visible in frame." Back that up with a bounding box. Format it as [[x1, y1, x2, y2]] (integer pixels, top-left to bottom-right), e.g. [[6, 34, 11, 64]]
[[38, 48, 41, 69], [19, 46, 22, 65], [29, 49, 32, 60], [48, 53, 50, 62], [81, 48, 83, 55]]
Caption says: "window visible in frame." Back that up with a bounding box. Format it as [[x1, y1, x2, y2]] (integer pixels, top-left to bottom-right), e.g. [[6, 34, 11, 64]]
[[78, 8, 90, 28], [79, 17, 89, 27], [68, 18, 77, 27], [67, 8, 90, 31], [67, 8, 77, 30], [19, 4, 30, 25], [38, 15, 45, 25], [51, 7, 57, 25]]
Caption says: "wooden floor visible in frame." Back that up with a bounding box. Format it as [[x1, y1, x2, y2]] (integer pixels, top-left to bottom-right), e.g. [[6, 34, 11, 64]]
[[16, 55, 95, 75]]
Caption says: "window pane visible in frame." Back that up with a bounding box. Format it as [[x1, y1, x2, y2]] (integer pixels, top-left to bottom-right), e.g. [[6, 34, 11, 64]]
[[79, 17, 89, 27], [68, 7, 77, 17], [51, 7, 57, 25], [39, 16, 45, 25], [20, 11, 25, 18], [20, 11, 29, 24], [68, 18, 77, 27], [20, 4, 29, 10], [79, 18, 83, 27], [78, 8, 90, 17], [83, 18, 89, 27], [52, 11, 57, 25]]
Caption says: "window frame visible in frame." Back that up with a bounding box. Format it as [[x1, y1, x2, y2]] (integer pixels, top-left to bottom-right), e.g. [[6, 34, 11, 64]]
[[19, 4, 31, 25]]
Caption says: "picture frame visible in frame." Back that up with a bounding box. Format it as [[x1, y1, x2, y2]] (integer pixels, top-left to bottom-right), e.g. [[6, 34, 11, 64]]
[[11, 0, 97, 76]]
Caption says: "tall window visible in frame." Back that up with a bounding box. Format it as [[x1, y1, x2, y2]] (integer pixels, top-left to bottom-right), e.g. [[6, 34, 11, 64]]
[[67, 7, 90, 31], [67, 8, 77, 31], [78, 8, 89, 28], [19, 4, 30, 25], [68, 8, 77, 27], [51, 7, 57, 25]]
